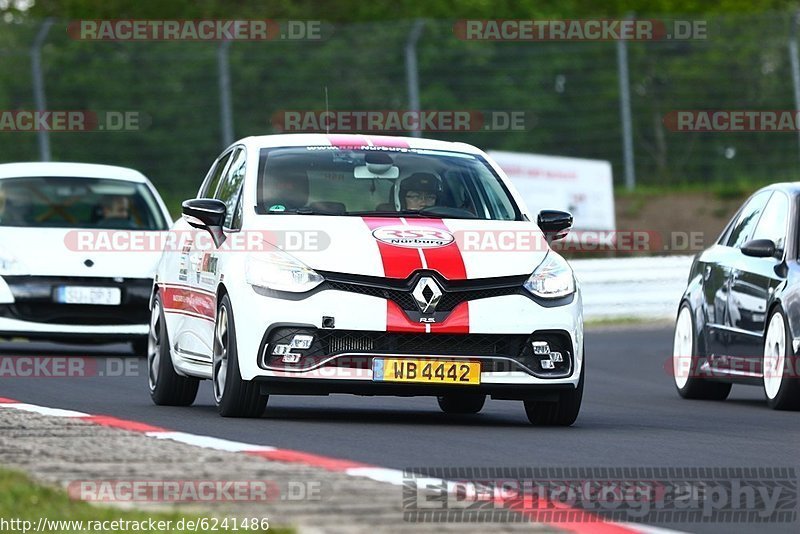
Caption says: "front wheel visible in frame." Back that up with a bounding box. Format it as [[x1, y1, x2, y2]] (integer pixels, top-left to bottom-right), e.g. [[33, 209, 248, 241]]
[[213, 294, 268, 418], [673, 303, 731, 400], [148, 294, 199, 406], [763, 308, 800, 410], [524, 357, 583, 426]]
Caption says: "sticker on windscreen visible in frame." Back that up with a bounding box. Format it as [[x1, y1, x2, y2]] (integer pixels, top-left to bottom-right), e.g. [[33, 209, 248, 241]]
[[372, 225, 454, 248]]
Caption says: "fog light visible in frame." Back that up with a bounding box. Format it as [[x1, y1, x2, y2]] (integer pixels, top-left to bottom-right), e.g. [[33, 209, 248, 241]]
[[271, 344, 291, 356], [541, 359, 555, 369], [282, 353, 302, 363], [532, 341, 550, 355], [289, 334, 314, 350], [549, 351, 563, 363]]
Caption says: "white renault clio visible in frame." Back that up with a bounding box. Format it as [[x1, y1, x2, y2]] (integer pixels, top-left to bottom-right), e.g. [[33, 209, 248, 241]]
[[149, 134, 584, 425], [0, 162, 172, 353]]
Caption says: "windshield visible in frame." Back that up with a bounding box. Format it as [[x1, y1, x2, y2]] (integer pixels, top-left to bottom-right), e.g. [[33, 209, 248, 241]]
[[0, 176, 168, 230], [255, 146, 521, 220]]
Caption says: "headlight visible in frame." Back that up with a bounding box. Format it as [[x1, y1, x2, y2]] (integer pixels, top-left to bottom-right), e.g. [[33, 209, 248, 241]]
[[245, 251, 323, 293], [523, 252, 575, 299]]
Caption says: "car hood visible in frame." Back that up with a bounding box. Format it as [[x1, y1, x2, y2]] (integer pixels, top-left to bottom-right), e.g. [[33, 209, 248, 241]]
[[245, 216, 551, 279], [0, 227, 162, 278]]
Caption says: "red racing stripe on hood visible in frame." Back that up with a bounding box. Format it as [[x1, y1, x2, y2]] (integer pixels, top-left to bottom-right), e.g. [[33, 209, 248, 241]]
[[362, 217, 423, 279], [430, 302, 469, 333], [386, 301, 426, 332], [414, 219, 468, 280]]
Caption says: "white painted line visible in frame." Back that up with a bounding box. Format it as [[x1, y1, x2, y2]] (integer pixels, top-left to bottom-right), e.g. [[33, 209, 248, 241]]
[[145, 431, 276, 452], [345, 467, 406, 486], [620, 524, 690, 534], [0, 403, 88, 417]]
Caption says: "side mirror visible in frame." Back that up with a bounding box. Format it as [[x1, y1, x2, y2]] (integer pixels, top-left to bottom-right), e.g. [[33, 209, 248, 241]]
[[537, 210, 573, 241], [182, 198, 227, 248], [741, 238, 777, 258]]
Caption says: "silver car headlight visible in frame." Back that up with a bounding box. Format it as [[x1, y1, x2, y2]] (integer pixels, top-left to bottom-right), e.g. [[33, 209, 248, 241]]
[[523, 251, 575, 299], [245, 251, 323, 293]]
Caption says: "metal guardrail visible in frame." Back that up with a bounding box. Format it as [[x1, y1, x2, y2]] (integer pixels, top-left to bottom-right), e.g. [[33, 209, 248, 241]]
[[572, 255, 694, 320]]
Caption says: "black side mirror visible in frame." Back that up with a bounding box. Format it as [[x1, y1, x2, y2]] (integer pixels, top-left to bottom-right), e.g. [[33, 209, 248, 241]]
[[741, 238, 776, 258], [182, 198, 227, 248], [537, 210, 573, 241]]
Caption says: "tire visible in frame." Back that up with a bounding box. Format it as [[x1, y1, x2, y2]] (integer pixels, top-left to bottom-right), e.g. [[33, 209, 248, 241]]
[[763, 307, 800, 410], [213, 294, 268, 418], [148, 294, 199, 406], [673, 303, 732, 401], [437, 394, 486, 414], [524, 357, 584, 426]]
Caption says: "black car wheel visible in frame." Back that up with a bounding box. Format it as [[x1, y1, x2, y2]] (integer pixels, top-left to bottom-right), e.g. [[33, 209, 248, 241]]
[[763, 307, 800, 410], [148, 294, 199, 406], [673, 302, 731, 401]]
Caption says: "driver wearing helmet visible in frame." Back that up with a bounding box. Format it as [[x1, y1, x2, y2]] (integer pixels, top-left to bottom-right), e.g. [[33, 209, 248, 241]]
[[396, 172, 442, 211]]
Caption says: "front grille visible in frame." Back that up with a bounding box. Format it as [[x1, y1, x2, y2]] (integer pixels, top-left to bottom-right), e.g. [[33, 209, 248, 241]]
[[321, 271, 527, 312], [0, 303, 149, 325], [0, 276, 151, 326], [318, 330, 527, 356], [261, 327, 574, 378]]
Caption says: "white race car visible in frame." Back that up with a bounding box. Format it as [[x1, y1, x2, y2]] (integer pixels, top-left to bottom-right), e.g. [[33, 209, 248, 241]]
[[149, 134, 584, 425], [0, 162, 172, 353]]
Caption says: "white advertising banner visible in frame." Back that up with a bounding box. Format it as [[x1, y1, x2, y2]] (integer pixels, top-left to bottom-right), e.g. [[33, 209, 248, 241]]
[[488, 151, 616, 231]]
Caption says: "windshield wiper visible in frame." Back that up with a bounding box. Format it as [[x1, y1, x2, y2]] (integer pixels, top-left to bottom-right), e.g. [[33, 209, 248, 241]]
[[346, 208, 478, 220], [346, 210, 425, 217], [265, 207, 338, 215]]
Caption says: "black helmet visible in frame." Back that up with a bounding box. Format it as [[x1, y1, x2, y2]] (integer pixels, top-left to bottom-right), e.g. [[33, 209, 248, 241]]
[[395, 172, 442, 209]]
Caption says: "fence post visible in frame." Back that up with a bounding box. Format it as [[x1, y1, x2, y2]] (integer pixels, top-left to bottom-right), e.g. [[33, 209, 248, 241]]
[[617, 14, 635, 190], [218, 40, 234, 148], [31, 18, 54, 162], [405, 19, 425, 138], [789, 11, 800, 162]]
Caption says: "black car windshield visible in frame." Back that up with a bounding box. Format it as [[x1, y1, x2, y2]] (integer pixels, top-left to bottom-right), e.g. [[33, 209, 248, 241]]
[[0, 176, 168, 230], [255, 146, 521, 220]]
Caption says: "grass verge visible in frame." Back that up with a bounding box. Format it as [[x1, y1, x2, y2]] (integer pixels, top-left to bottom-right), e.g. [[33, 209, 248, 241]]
[[0, 466, 291, 534], [584, 316, 674, 329]]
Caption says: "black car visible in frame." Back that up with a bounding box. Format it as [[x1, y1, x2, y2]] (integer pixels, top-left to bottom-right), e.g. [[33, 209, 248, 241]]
[[674, 183, 800, 410]]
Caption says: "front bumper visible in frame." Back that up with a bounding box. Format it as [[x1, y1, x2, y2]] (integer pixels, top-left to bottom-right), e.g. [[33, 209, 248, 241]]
[[226, 279, 583, 387], [0, 275, 151, 341]]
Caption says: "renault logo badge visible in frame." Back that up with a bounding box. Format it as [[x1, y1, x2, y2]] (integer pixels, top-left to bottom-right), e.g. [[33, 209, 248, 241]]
[[412, 277, 442, 314]]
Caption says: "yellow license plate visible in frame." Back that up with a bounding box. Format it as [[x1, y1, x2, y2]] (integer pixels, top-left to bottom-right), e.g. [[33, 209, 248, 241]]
[[372, 358, 481, 385]]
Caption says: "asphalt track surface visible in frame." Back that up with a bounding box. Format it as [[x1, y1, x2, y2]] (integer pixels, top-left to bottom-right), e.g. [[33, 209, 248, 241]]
[[1, 326, 798, 534]]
